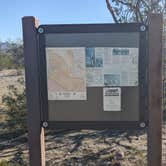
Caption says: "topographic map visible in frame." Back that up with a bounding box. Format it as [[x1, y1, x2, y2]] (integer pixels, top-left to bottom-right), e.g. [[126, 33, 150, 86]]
[[46, 47, 86, 100]]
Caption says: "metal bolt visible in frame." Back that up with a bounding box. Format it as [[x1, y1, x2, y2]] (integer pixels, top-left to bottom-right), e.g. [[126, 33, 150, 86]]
[[140, 25, 146, 32], [38, 27, 44, 34], [42, 122, 48, 128], [140, 122, 146, 128]]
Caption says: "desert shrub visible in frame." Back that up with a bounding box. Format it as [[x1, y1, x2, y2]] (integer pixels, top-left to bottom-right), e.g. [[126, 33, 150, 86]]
[[6, 41, 24, 68], [2, 78, 27, 133], [0, 160, 9, 166], [0, 55, 16, 70], [0, 160, 22, 166], [0, 40, 24, 70], [10, 147, 27, 166]]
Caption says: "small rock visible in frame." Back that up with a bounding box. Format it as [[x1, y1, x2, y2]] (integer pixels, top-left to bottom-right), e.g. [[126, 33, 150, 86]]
[[67, 152, 71, 155], [115, 148, 125, 160]]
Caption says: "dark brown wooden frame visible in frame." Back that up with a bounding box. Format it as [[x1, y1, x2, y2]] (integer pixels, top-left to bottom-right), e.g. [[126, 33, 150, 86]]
[[38, 23, 148, 130]]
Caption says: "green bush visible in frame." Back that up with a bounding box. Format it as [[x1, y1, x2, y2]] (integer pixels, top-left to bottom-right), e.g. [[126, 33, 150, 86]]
[[0, 55, 16, 70], [2, 78, 27, 133]]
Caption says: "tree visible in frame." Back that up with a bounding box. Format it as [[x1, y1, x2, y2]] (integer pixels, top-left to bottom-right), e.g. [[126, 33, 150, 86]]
[[105, 0, 166, 23]]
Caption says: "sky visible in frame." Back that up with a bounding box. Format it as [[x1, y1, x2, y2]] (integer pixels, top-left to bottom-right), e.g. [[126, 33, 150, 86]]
[[0, 0, 113, 42]]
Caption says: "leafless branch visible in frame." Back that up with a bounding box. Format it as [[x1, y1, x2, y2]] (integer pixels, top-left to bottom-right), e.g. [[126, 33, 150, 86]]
[[162, 0, 166, 14], [105, 0, 119, 23], [105, 0, 164, 24], [141, 0, 151, 11], [136, 0, 144, 23]]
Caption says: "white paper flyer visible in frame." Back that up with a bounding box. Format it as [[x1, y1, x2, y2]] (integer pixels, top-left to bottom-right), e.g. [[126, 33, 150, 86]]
[[103, 87, 121, 111]]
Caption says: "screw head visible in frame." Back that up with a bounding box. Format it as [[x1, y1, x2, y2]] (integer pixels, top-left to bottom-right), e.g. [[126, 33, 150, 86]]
[[140, 122, 146, 128], [140, 25, 146, 31], [38, 27, 44, 34], [42, 122, 48, 128]]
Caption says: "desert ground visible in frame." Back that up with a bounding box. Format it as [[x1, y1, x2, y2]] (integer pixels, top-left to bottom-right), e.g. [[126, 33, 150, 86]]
[[0, 69, 165, 166]]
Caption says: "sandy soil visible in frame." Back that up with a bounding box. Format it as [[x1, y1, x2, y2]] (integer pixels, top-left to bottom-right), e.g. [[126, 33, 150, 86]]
[[0, 69, 165, 166]]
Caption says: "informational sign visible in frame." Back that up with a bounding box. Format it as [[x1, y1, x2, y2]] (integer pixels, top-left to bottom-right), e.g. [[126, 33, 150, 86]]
[[103, 87, 121, 111], [86, 47, 138, 87], [36, 23, 147, 128], [46, 47, 86, 100]]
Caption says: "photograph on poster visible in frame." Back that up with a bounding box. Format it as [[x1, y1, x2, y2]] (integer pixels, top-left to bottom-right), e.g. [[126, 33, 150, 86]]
[[85, 48, 95, 67], [104, 74, 121, 86], [86, 47, 104, 86]]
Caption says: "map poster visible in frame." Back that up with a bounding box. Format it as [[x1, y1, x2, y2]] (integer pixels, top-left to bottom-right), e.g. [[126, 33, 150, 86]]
[[46, 47, 87, 100], [103, 87, 121, 111]]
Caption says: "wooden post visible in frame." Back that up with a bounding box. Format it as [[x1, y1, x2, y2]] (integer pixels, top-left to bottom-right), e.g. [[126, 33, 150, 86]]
[[148, 14, 163, 166], [22, 16, 45, 166]]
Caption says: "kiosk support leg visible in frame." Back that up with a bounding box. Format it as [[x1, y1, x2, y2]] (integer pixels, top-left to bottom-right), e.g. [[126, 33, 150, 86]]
[[148, 14, 163, 166], [22, 16, 45, 166]]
